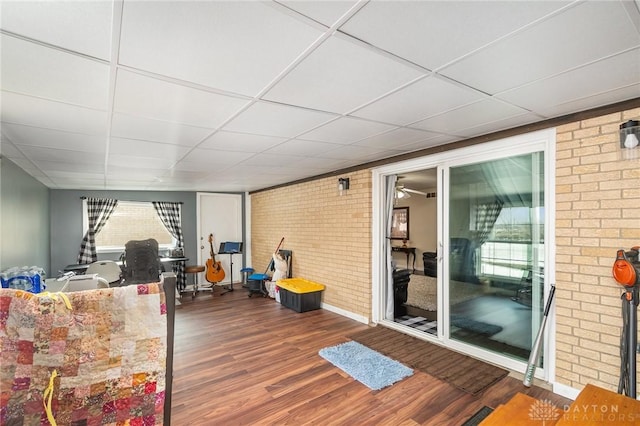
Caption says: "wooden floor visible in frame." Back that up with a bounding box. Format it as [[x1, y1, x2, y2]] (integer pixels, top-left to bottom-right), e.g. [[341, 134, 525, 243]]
[[170, 285, 571, 425]]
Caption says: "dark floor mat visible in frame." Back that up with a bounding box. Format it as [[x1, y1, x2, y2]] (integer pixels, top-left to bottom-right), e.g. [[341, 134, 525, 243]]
[[349, 326, 509, 396]]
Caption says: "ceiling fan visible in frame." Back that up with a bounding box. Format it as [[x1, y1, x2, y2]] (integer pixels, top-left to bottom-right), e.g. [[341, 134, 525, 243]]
[[394, 175, 429, 200], [395, 184, 427, 199]]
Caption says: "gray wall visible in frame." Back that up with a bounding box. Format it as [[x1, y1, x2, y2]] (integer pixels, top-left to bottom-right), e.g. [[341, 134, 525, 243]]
[[50, 190, 197, 274], [1, 157, 50, 272]]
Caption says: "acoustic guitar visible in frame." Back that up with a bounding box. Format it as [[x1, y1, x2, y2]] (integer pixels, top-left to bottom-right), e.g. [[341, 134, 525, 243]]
[[205, 234, 225, 283]]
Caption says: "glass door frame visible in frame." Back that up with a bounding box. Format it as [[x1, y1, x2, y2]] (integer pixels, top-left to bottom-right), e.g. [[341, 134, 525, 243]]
[[371, 128, 556, 381]]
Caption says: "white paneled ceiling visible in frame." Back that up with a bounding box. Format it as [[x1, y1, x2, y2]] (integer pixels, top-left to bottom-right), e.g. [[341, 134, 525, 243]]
[[1, 0, 639, 192]]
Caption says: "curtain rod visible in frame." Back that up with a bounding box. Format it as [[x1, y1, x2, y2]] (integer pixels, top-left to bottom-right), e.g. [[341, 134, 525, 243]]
[[80, 197, 183, 204]]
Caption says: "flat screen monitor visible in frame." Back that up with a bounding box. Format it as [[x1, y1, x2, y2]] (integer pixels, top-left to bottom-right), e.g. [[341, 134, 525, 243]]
[[219, 241, 243, 254]]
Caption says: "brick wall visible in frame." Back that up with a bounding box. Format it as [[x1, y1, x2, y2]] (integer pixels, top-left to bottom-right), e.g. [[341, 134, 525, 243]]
[[555, 107, 640, 392], [251, 169, 372, 320], [251, 106, 640, 392]]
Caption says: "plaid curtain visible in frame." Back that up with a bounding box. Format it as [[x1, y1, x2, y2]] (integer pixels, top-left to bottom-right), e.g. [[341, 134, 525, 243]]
[[471, 198, 504, 246], [77, 198, 118, 264], [152, 202, 185, 290]]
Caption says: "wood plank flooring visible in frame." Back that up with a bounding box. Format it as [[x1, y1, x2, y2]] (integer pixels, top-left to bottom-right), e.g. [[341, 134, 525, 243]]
[[170, 286, 571, 425]]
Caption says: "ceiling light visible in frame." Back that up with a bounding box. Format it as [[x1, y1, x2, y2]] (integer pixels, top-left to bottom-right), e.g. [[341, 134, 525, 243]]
[[338, 177, 350, 196]]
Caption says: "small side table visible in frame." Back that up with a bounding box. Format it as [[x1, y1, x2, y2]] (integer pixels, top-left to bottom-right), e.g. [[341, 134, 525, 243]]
[[392, 246, 416, 273]]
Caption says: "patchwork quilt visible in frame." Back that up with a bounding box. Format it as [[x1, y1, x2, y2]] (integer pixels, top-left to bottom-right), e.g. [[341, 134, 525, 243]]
[[0, 283, 167, 425]]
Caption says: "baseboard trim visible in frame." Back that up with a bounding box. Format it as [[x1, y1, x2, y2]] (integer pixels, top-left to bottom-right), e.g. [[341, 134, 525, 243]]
[[553, 381, 580, 400], [321, 302, 369, 324]]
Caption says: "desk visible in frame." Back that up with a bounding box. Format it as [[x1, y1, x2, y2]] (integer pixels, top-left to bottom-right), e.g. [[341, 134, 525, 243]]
[[392, 246, 416, 273], [64, 257, 189, 273]]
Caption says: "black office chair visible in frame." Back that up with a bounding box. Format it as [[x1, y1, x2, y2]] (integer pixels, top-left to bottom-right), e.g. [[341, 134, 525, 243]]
[[393, 268, 412, 317], [122, 238, 162, 285]]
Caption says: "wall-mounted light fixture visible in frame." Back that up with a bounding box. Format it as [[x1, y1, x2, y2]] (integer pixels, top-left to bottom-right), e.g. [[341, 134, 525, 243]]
[[620, 120, 639, 160], [338, 177, 350, 196]]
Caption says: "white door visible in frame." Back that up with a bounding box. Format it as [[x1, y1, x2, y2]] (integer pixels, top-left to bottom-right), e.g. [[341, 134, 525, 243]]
[[197, 192, 243, 286]]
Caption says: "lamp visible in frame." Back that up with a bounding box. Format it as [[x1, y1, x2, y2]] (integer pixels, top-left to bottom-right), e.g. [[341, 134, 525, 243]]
[[620, 120, 639, 160], [338, 177, 350, 196]]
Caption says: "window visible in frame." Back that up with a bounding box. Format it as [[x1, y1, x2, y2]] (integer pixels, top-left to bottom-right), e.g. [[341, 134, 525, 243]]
[[83, 201, 176, 252], [480, 206, 545, 279]]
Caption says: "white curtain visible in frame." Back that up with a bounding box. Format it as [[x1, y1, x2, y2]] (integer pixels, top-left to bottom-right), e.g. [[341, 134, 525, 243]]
[[385, 175, 398, 320]]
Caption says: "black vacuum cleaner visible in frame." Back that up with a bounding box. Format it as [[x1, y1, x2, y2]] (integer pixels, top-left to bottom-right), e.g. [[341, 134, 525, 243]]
[[612, 246, 640, 398]]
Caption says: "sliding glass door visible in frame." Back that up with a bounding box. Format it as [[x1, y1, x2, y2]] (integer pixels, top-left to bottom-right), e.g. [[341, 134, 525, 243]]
[[447, 152, 545, 361], [374, 128, 553, 374]]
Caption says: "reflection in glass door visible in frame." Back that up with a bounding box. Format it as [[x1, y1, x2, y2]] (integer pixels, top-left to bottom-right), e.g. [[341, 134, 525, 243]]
[[447, 152, 545, 362]]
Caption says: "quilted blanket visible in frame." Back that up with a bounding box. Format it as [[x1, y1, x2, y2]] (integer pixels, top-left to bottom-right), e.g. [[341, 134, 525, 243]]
[[0, 283, 167, 425]]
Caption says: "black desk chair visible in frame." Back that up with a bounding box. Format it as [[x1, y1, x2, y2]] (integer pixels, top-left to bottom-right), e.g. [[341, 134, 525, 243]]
[[122, 238, 162, 285]]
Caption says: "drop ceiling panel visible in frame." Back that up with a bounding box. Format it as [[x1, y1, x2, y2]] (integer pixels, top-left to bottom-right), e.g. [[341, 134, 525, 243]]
[[410, 99, 529, 135], [0, 1, 113, 60], [19, 145, 105, 165], [453, 112, 543, 139], [352, 75, 485, 125], [113, 70, 250, 129], [118, 1, 324, 96], [199, 131, 286, 152], [49, 177, 106, 189], [265, 139, 341, 156], [240, 152, 307, 168], [2, 1, 638, 192], [278, 0, 359, 27], [109, 137, 191, 160], [45, 170, 105, 181], [0, 35, 110, 109], [2, 123, 106, 153], [107, 154, 176, 170], [107, 166, 170, 181], [320, 144, 389, 160], [176, 148, 254, 168], [1, 91, 108, 136], [497, 49, 640, 116], [441, 1, 640, 94], [353, 128, 439, 149], [264, 34, 425, 113], [393, 135, 460, 153], [299, 116, 397, 144], [36, 160, 106, 174], [222, 101, 336, 138], [533, 84, 640, 120], [339, 1, 570, 70], [110, 113, 213, 146]]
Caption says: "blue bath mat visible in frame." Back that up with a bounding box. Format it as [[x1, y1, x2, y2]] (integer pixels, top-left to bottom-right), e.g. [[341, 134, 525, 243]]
[[319, 341, 413, 390]]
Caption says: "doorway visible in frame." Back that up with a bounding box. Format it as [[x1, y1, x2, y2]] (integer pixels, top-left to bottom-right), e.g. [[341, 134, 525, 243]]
[[197, 192, 244, 287], [372, 128, 555, 376], [390, 169, 439, 336]]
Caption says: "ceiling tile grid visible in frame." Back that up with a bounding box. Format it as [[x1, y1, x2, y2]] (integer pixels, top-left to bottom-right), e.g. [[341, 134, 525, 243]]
[[0, 0, 639, 192]]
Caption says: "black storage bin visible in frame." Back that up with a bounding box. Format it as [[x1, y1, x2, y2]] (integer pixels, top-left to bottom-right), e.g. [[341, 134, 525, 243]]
[[279, 288, 322, 313], [277, 278, 325, 313]]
